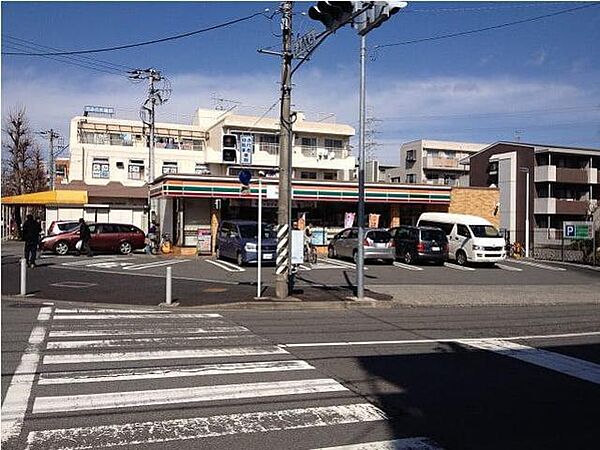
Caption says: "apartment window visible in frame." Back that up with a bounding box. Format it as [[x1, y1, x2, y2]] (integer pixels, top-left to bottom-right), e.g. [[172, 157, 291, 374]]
[[300, 171, 317, 179], [128, 160, 145, 180], [406, 174, 416, 183], [301, 137, 317, 147], [91, 158, 110, 179], [323, 172, 337, 180], [162, 161, 178, 174], [324, 139, 343, 149], [195, 163, 210, 175], [80, 131, 110, 145], [406, 149, 416, 162], [110, 133, 133, 146]]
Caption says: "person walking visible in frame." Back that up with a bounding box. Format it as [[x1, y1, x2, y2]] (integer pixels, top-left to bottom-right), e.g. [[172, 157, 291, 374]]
[[78, 218, 93, 257], [22, 214, 41, 268]]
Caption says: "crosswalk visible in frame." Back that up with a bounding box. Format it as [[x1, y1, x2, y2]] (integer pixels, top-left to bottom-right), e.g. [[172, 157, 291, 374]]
[[6, 306, 442, 449]]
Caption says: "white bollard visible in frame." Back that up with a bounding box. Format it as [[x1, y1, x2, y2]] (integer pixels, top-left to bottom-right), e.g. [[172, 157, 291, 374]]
[[20, 258, 27, 296], [165, 266, 172, 305]]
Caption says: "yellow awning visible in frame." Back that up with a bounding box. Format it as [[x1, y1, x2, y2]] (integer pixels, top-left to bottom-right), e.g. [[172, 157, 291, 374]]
[[1, 190, 88, 205]]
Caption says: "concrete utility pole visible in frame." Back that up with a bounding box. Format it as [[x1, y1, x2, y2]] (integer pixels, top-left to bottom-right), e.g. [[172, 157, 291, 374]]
[[39, 129, 60, 190], [275, 0, 293, 299], [356, 34, 367, 300]]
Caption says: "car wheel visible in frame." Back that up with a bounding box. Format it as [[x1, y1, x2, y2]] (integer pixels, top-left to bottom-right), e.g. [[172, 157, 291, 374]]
[[236, 252, 244, 267], [456, 250, 467, 266], [403, 251, 413, 264], [328, 246, 336, 259], [385, 258, 394, 265], [119, 241, 132, 255], [54, 240, 69, 256]]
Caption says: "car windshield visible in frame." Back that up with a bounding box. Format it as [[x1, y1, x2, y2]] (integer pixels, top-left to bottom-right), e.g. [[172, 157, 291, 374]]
[[470, 225, 501, 238], [367, 230, 391, 243], [238, 224, 276, 239], [421, 230, 447, 242]]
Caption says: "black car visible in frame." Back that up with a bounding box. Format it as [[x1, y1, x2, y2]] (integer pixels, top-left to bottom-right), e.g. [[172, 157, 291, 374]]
[[388, 225, 449, 265]]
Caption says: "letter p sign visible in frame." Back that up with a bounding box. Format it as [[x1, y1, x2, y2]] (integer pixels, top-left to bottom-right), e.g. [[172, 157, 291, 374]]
[[565, 225, 575, 237]]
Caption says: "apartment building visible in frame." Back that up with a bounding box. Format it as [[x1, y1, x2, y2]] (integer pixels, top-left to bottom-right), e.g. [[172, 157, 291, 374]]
[[385, 139, 488, 186], [468, 141, 600, 249], [51, 107, 356, 231]]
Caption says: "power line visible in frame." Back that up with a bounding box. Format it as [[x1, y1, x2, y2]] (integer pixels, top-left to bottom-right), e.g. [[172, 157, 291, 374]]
[[402, 2, 590, 14], [2, 42, 126, 77], [2, 35, 134, 71], [375, 3, 600, 50], [1, 11, 269, 56]]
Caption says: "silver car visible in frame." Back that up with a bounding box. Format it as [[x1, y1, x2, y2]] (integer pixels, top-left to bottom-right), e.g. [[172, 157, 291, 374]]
[[327, 228, 395, 264]]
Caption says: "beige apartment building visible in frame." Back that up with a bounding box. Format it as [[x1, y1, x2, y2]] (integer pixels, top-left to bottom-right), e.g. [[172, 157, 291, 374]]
[[385, 139, 488, 186]]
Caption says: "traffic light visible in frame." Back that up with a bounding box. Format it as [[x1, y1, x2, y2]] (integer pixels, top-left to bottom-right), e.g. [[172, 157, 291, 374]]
[[355, 1, 407, 36], [308, 1, 354, 31], [222, 133, 238, 163]]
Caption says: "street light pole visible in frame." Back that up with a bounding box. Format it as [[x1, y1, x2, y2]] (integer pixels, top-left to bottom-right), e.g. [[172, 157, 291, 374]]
[[356, 34, 367, 300]]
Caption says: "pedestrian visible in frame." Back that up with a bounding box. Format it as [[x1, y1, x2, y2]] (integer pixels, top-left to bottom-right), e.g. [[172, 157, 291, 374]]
[[78, 218, 93, 257], [22, 214, 41, 268], [145, 222, 158, 255]]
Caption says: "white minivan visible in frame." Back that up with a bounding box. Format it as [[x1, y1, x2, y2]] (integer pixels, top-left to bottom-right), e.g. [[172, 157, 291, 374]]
[[417, 212, 506, 266]]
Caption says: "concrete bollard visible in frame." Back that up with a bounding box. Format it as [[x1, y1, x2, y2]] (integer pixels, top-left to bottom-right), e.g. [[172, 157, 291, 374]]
[[20, 258, 27, 296], [166, 266, 172, 305]]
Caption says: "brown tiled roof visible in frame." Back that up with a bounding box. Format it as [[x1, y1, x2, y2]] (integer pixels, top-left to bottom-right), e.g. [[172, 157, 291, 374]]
[[57, 181, 148, 199]]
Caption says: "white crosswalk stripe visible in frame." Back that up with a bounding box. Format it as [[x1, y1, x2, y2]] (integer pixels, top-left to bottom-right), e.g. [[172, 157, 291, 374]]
[[20, 306, 434, 449]]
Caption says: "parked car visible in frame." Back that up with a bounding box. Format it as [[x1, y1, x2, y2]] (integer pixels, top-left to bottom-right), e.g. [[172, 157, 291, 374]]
[[389, 225, 449, 265], [327, 228, 394, 264], [46, 220, 79, 236], [216, 220, 277, 266], [39, 223, 145, 255], [417, 212, 506, 266]]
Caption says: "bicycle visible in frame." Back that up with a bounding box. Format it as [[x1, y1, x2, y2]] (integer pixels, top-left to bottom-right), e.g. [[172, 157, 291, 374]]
[[304, 242, 317, 265]]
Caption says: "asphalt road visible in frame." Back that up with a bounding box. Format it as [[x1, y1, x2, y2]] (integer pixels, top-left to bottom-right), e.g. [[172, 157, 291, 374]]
[[1, 301, 599, 449], [2, 241, 599, 306]]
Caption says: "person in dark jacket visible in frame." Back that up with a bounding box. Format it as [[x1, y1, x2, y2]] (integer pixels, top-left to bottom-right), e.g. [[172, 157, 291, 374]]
[[78, 218, 93, 257], [22, 214, 41, 268]]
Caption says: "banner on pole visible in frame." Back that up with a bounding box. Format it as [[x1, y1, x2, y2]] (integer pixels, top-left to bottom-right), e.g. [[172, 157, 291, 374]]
[[368, 213, 380, 228], [344, 212, 355, 229]]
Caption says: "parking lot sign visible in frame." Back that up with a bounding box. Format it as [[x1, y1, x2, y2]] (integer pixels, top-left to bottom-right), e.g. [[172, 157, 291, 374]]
[[563, 221, 593, 239]]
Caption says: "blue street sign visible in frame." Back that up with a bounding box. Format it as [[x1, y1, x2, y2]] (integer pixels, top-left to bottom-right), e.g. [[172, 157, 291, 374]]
[[238, 169, 252, 186]]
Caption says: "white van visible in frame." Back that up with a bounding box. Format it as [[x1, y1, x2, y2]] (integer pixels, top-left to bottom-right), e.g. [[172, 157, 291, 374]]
[[417, 212, 506, 266]]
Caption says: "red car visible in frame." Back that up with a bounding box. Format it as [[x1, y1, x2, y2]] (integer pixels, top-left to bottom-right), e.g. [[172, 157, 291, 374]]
[[40, 223, 146, 256]]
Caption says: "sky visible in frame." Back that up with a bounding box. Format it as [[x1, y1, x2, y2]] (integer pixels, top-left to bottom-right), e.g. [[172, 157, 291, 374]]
[[2, 1, 600, 164]]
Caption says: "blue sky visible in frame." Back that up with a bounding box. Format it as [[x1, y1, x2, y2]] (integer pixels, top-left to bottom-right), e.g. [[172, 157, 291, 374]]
[[2, 1, 600, 163]]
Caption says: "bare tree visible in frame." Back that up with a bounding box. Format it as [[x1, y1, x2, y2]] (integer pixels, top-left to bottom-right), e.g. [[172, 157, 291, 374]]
[[1, 106, 47, 196]]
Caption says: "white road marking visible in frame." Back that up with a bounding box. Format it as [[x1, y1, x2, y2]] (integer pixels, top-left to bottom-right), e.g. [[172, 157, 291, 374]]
[[496, 263, 523, 272], [85, 261, 135, 269], [458, 338, 600, 385], [206, 259, 246, 272], [123, 259, 190, 271], [49, 281, 97, 288], [280, 331, 600, 348], [26, 403, 387, 449], [38, 360, 314, 385], [1, 307, 51, 445], [46, 334, 254, 349], [54, 308, 179, 314], [43, 345, 288, 364], [393, 262, 424, 271], [36, 307, 52, 321], [61, 258, 127, 266], [52, 313, 222, 320], [323, 258, 367, 270], [299, 264, 312, 271], [444, 262, 475, 271], [508, 259, 567, 271], [48, 326, 246, 337], [32, 378, 347, 414], [316, 437, 444, 450], [217, 258, 248, 271]]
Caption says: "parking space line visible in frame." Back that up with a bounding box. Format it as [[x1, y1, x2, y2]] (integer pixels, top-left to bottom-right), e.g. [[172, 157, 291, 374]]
[[205, 259, 245, 273], [123, 259, 190, 271], [444, 262, 476, 271], [509, 259, 567, 271], [393, 262, 424, 271], [61, 258, 126, 266], [496, 263, 523, 272], [321, 258, 366, 270]]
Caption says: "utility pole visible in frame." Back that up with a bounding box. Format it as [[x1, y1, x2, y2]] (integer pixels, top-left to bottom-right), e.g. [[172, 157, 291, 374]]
[[129, 68, 171, 229], [39, 129, 60, 190], [356, 34, 367, 299], [275, 1, 293, 299]]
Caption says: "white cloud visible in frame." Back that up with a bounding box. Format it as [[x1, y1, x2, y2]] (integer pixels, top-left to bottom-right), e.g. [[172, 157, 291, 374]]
[[2, 67, 598, 163]]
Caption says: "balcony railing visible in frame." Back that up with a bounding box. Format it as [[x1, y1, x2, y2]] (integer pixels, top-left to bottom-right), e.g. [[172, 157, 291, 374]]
[[535, 198, 590, 215], [258, 142, 280, 155], [423, 157, 462, 170], [300, 146, 348, 159]]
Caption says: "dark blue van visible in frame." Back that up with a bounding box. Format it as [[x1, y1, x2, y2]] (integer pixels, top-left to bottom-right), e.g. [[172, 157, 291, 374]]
[[216, 220, 277, 266]]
